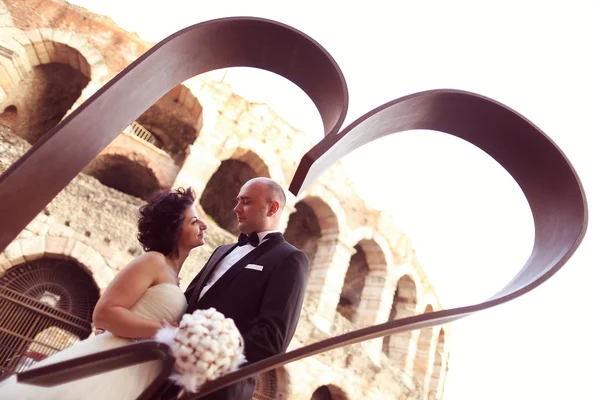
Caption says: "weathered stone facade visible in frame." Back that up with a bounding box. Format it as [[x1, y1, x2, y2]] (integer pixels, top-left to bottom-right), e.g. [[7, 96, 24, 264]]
[[0, 1, 450, 398]]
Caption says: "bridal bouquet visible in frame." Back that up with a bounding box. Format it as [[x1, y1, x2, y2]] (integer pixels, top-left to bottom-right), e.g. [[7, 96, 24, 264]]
[[155, 308, 246, 392]]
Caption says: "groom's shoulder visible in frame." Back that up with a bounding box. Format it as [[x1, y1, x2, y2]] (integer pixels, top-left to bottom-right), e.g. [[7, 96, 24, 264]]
[[279, 237, 302, 252], [278, 241, 309, 262]]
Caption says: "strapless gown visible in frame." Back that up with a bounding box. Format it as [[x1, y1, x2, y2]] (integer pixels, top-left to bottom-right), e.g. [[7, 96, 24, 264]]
[[0, 283, 187, 400]]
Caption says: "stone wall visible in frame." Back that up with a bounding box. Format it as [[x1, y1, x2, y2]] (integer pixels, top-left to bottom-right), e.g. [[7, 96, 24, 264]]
[[4, 0, 147, 79], [0, 125, 229, 288]]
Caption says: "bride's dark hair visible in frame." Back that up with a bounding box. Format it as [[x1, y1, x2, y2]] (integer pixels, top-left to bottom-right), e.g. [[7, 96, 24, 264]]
[[137, 187, 196, 257]]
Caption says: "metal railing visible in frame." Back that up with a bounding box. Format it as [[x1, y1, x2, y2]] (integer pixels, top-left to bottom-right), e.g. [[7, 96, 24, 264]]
[[124, 121, 163, 149], [0, 286, 91, 379]]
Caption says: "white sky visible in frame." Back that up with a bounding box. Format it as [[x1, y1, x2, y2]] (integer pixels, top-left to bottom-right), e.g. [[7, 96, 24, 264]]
[[66, 1, 600, 399]]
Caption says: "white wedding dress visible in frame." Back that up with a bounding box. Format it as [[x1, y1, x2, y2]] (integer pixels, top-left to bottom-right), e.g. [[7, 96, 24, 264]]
[[0, 283, 187, 400]]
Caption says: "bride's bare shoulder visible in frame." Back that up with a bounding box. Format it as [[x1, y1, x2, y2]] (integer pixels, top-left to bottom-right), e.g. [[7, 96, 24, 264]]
[[139, 251, 167, 262], [126, 251, 168, 272]]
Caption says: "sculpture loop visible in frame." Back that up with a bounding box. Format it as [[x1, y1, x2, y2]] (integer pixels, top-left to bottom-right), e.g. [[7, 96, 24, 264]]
[[1, 17, 586, 399]]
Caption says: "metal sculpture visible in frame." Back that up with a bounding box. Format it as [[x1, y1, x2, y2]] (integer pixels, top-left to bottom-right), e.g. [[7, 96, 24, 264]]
[[0, 16, 587, 399]]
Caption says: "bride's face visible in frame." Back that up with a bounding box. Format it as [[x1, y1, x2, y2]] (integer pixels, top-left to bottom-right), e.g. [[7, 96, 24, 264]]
[[178, 206, 207, 249]]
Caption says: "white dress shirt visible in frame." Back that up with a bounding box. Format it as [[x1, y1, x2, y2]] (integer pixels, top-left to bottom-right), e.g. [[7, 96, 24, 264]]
[[198, 230, 280, 300]]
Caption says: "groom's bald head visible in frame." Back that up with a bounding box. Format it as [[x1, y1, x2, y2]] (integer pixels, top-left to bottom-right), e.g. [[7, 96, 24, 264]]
[[255, 178, 286, 210], [234, 178, 286, 233]]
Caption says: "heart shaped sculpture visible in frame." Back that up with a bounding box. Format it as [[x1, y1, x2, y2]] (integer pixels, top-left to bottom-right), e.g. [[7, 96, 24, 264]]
[[0, 17, 587, 397]]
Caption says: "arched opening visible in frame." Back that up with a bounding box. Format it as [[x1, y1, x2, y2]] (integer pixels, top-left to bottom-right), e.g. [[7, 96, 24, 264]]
[[200, 153, 268, 235], [383, 275, 418, 367], [284, 201, 321, 265], [83, 154, 160, 200], [414, 304, 435, 380], [136, 84, 202, 163], [337, 238, 387, 323], [0, 61, 89, 144], [0, 105, 18, 128], [336, 243, 368, 322], [284, 196, 340, 270], [252, 367, 290, 400], [0, 258, 99, 377], [427, 329, 445, 400], [310, 385, 348, 400]]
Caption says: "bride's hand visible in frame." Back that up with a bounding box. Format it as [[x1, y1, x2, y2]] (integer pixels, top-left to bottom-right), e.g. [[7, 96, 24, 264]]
[[161, 320, 178, 328]]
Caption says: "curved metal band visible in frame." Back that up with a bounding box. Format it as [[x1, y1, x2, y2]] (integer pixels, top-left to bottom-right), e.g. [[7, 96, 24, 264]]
[[195, 91, 588, 397], [0, 17, 587, 399], [290, 89, 587, 302], [0, 17, 348, 249]]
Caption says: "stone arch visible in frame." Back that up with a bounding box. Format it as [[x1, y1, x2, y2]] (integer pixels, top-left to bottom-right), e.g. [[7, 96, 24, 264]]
[[413, 304, 435, 381], [200, 149, 270, 235], [0, 104, 17, 126], [1, 235, 113, 289], [253, 366, 291, 400], [347, 228, 393, 273], [0, 29, 108, 143], [284, 196, 339, 268], [0, 257, 100, 320], [416, 292, 442, 314], [336, 238, 387, 323], [373, 222, 412, 266], [310, 384, 349, 400], [220, 139, 285, 183], [0, 254, 101, 375], [136, 83, 203, 162], [300, 183, 347, 230], [83, 151, 162, 200], [393, 265, 425, 306], [427, 329, 446, 400], [382, 274, 418, 367], [286, 186, 350, 325], [0, 49, 89, 144]]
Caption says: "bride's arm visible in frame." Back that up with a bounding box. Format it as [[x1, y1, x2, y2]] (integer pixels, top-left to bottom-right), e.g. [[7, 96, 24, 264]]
[[92, 252, 169, 339]]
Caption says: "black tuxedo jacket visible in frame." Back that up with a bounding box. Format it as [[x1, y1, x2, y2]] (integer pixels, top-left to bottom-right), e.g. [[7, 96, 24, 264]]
[[183, 232, 309, 400]]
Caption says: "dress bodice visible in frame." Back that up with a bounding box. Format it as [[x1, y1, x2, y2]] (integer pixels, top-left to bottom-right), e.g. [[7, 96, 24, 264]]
[[0, 283, 189, 400], [129, 282, 187, 324]]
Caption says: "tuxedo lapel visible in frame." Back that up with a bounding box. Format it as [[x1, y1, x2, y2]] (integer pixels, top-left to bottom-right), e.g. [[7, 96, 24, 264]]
[[187, 244, 236, 307], [198, 234, 284, 307]]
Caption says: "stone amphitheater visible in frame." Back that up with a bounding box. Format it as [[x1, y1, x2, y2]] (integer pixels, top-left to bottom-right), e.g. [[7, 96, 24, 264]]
[[0, 1, 450, 399]]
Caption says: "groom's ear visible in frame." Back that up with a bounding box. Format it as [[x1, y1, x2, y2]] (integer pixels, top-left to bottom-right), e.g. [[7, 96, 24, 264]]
[[267, 200, 280, 216]]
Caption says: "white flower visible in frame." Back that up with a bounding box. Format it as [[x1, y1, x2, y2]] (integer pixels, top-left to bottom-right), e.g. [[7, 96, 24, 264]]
[[217, 334, 230, 344], [195, 360, 208, 372], [201, 350, 215, 363], [211, 311, 225, 321], [154, 308, 246, 393], [179, 345, 193, 357]]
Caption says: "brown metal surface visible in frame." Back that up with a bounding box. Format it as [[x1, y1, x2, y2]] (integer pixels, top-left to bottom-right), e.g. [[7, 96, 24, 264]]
[[6, 16, 587, 399], [16, 341, 174, 395]]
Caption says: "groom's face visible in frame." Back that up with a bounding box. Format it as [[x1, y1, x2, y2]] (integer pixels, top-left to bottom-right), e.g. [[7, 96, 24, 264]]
[[234, 181, 269, 234]]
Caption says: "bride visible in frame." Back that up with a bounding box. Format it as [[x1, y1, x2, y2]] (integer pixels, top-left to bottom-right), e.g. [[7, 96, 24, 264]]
[[0, 187, 206, 399]]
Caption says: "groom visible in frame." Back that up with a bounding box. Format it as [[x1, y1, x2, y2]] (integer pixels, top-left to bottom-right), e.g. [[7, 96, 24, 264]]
[[182, 177, 309, 399]]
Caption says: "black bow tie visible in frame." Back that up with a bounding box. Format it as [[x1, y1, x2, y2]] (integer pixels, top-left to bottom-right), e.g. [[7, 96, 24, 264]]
[[237, 232, 278, 247], [238, 232, 260, 247]]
